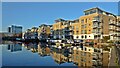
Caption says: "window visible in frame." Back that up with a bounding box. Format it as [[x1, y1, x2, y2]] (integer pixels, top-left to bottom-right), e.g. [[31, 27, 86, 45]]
[[84, 24, 87, 28], [81, 35, 84, 38], [76, 56, 79, 59], [72, 31, 74, 34], [85, 11, 89, 15], [76, 26, 79, 30], [81, 25, 84, 29], [89, 24, 91, 26], [85, 48, 87, 51], [89, 61, 91, 63], [76, 36, 79, 38], [89, 49, 91, 51], [76, 31, 79, 34], [89, 30, 91, 31], [76, 51, 79, 54], [83, 52, 86, 56], [72, 26, 74, 29], [85, 35, 87, 38], [86, 19, 87, 23], [89, 36, 91, 37], [85, 30, 87, 34], [81, 19, 84, 23]]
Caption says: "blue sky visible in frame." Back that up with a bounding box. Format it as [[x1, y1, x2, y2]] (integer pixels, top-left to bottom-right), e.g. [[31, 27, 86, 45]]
[[2, 2, 118, 32]]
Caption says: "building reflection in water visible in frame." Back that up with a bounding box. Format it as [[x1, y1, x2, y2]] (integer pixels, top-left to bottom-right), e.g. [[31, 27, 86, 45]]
[[23, 42, 38, 53], [21, 42, 110, 67], [38, 43, 51, 57], [8, 43, 22, 52], [51, 46, 72, 65]]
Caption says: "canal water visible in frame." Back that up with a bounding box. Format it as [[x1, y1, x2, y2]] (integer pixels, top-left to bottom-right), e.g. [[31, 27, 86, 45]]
[[1, 41, 78, 67]]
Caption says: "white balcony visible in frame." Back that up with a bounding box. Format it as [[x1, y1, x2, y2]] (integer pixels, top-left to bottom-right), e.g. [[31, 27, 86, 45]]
[[93, 25, 98, 28], [116, 28, 119, 31], [109, 21, 115, 25], [116, 33, 120, 36], [92, 19, 101, 22], [116, 23, 120, 26], [64, 24, 70, 27], [69, 32, 73, 35], [69, 28, 73, 30], [109, 32, 116, 35], [109, 26, 114, 30]]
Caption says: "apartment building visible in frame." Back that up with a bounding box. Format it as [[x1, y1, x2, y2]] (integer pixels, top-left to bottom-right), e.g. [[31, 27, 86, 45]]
[[116, 16, 120, 40], [30, 27, 38, 39], [52, 7, 120, 42], [37, 24, 51, 40], [53, 19, 74, 41], [78, 7, 117, 41], [8, 25, 22, 38], [24, 27, 38, 39]]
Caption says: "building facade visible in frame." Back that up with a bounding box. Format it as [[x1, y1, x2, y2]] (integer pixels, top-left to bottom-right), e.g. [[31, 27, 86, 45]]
[[52, 7, 120, 42], [37, 24, 51, 40], [8, 25, 22, 38]]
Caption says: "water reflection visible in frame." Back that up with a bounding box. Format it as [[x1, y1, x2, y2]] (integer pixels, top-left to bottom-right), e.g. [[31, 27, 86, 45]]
[[20, 43, 75, 65], [8, 43, 22, 52], [2, 41, 109, 67]]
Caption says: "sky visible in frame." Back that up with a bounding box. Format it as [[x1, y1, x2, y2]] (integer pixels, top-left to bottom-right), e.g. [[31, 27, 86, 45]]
[[2, 2, 119, 32]]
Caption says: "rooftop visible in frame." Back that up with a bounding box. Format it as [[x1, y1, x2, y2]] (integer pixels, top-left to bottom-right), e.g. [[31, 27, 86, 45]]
[[84, 7, 116, 17]]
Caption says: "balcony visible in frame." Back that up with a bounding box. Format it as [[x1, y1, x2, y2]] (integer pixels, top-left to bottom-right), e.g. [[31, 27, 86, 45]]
[[98, 26, 101, 29], [64, 24, 70, 27], [92, 18, 101, 22], [93, 25, 98, 29], [109, 26, 114, 30], [98, 23, 102, 28], [69, 32, 73, 35], [64, 29, 72, 32], [92, 31, 97, 34], [116, 23, 120, 26], [92, 54, 98, 60], [97, 60, 102, 65], [109, 21, 115, 25], [97, 32, 101, 35], [92, 60, 98, 66], [116, 33, 120, 36], [109, 32, 116, 35], [69, 28, 72, 30], [116, 28, 120, 32]]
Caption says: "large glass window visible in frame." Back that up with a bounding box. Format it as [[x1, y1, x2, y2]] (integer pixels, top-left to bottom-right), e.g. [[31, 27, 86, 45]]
[[85, 11, 90, 15]]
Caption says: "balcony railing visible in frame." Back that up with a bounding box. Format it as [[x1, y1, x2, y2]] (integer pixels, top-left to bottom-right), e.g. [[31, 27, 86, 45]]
[[92, 18, 101, 22], [109, 32, 116, 35], [93, 25, 98, 28], [97, 60, 102, 65], [116, 28, 119, 31], [69, 32, 73, 35], [64, 24, 70, 27], [116, 23, 120, 26], [92, 54, 98, 60], [109, 21, 115, 25], [98, 26, 101, 29], [92, 60, 98, 66], [116, 33, 120, 36], [109, 26, 114, 30]]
